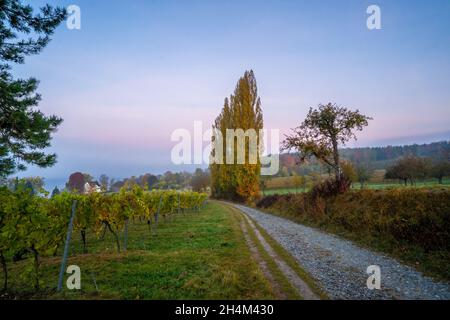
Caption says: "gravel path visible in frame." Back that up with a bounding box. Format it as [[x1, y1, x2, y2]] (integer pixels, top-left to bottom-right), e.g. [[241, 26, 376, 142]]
[[241, 213, 319, 300], [232, 204, 450, 300]]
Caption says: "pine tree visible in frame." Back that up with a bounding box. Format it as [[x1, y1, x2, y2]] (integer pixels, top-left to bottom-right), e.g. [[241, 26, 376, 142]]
[[0, 1, 67, 178], [51, 186, 60, 198]]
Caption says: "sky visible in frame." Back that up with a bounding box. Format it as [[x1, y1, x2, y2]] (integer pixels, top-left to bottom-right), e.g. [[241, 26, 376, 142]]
[[11, 0, 450, 189]]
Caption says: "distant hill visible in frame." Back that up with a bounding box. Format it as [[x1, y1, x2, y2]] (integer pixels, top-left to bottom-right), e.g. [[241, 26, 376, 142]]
[[340, 140, 449, 164], [277, 141, 450, 176]]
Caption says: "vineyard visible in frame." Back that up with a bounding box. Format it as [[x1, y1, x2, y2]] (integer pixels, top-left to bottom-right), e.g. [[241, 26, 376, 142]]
[[0, 184, 207, 294]]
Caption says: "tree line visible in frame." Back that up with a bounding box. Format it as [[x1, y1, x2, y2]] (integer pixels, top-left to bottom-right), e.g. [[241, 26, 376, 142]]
[[384, 155, 450, 185], [275, 140, 450, 177], [65, 169, 210, 193]]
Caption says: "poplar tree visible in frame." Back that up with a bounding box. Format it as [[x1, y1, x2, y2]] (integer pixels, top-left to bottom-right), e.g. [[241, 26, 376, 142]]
[[210, 70, 263, 202]]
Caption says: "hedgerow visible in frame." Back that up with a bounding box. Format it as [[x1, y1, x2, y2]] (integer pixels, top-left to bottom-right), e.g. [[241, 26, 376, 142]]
[[256, 187, 450, 279]]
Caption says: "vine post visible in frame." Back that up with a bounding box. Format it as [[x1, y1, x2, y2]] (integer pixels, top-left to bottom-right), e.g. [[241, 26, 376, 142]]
[[152, 195, 163, 236], [123, 219, 129, 252], [57, 200, 78, 292]]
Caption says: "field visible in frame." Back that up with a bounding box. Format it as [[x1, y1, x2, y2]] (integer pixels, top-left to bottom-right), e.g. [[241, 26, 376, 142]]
[[262, 176, 450, 196], [4, 202, 278, 299], [2, 200, 324, 300]]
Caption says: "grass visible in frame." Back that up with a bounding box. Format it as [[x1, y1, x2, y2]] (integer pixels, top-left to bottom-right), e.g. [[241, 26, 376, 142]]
[[222, 203, 326, 299], [2, 202, 277, 299], [231, 207, 301, 299], [262, 179, 450, 195], [263, 188, 307, 196], [248, 217, 328, 300]]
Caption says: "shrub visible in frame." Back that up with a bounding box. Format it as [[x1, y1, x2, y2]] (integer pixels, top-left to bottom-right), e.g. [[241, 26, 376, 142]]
[[310, 174, 351, 199], [256, 194, 283, 208], [256, 187, 450, 252]]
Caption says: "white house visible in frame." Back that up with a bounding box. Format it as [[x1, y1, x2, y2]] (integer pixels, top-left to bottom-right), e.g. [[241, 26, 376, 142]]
[[84, 181, 102, 194]]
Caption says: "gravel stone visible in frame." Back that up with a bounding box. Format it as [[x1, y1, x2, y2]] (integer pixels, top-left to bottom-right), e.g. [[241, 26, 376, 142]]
[[232, 204, 450, 300]]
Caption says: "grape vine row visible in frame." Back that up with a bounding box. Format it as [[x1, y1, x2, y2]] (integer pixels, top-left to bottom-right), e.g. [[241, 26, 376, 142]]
[[0, 184, 207, 292]]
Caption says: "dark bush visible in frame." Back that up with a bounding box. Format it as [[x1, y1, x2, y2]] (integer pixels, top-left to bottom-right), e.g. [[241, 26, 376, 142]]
[[310, 174, 351, 199], [256, 194, 281, 208], [256, 194, 297, 208]]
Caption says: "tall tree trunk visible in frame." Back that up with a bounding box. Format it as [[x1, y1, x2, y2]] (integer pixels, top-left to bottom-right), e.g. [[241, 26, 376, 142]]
[[0, 251, 7, 292], [332, 138, 340, 181]]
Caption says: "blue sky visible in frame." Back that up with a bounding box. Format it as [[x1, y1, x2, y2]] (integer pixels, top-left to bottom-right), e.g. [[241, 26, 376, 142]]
[[12, 0, 450, 188]]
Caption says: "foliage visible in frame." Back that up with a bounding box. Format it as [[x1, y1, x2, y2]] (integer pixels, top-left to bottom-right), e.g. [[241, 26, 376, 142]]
[[385, 155, 428, 185], [99, 174, 109, 192], [65, 172, 86, 193], [0, 186, 14, 291], [273, 141, 450, 179], [429, 160, 450, 184], [310, 174, 351, 198], [1, 183, 65, 290], [282, 103, 371, 182], [5, 176, 45, 193], [340, 160, 357, 183], [355, 163, 372, 189], [256, 194, 283, 209], [210, 70, 264, 202], [0, 184, 207, 292], [292, 174, 305, 192], [257, 188, 450, 253], [341, 141, 450, 165], [109, 171, 195, 192], [0, 1, 67, 178], [6, 202, 277, 299], [50, 186, 60, 198], [191, 168, 210, 192]]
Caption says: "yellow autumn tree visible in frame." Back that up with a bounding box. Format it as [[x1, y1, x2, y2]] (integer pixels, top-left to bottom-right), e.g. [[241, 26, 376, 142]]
[[210, 70, 263, 202]]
